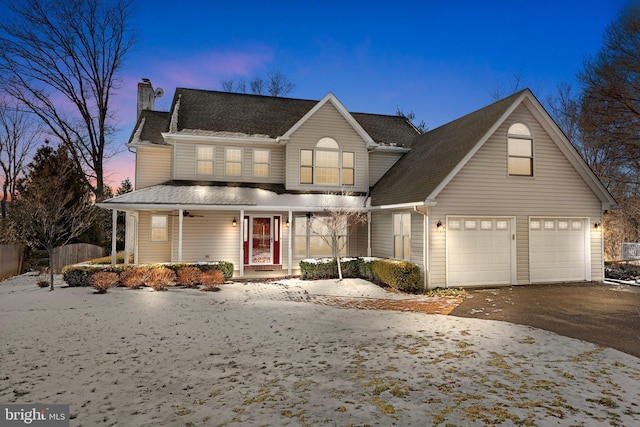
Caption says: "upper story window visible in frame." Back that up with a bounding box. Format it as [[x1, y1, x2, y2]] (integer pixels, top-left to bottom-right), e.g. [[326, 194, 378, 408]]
[[196, 146, 214, 175], [150, 214, 168, 242], [225, 147, 242, 176], [253, 149, 270, 177], [299, 137, 355, 186], [507, 123, 533, 176]]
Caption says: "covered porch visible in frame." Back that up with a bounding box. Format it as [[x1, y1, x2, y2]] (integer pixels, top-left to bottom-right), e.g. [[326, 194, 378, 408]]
[[98, 183, 368, 277]]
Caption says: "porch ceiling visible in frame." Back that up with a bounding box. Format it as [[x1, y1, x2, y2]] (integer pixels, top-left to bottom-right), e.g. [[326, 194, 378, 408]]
[[97, 184, 367, 212]]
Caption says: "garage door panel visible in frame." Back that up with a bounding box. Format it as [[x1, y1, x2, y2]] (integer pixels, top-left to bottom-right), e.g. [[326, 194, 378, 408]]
[[530, 218, 586, 283], [447, 217, 513, 287]]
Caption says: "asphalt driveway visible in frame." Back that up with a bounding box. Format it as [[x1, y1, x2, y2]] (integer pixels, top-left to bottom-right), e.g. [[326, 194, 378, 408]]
[[449, 282, 640, 358]]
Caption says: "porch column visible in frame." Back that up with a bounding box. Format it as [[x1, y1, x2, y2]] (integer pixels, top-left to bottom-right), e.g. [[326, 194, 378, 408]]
[[239, 209, 244, 277], [367, 211, 372, 257], [287, 210, 293, 275], [178, 208, 183, 262], [111, 209, 117, 265], [123, 212, 130, 265]]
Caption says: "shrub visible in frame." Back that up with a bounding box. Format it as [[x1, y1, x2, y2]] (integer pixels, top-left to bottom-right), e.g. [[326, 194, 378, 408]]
[[200, 269, 224, 291], [147, 267, 176, 291], [89, 272, 119, 294], [358, 257, 379, 282], [340, 258, 361, 278], [197, 261, 234, 280], [372, 259, 421, 293], [36, 274, 49, 288], [177, 266, 201, 288], [300, 258, 337, 279], [119, 267, 150, 289]]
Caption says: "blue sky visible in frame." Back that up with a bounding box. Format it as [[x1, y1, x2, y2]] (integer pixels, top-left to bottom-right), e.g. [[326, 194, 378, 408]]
[[105, 0, 630, 188]]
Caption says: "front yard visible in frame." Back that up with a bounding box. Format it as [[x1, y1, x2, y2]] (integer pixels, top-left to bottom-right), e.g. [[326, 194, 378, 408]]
[[1, 274, 639, 426]]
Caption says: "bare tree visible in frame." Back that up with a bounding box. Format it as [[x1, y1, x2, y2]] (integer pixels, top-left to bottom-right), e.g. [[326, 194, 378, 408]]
[[222, 71, 294, 97], [11, 145, 96, 290], [310, 192, 367, 280], [250, 77, 265, 95], [266, 71, 295, 97], [490, 68, 527, 101], [0, 0, 135, 201], [396, 107, 428, 133], [0, 100, 41, 218]]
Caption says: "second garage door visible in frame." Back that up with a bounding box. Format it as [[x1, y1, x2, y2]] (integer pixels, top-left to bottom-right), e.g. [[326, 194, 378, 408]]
[[529, 218, 588, 283], [446, 217, 514, 287]]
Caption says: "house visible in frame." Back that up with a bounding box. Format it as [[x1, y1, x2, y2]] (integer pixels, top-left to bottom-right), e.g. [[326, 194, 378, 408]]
[[99, 82, 618, 288]]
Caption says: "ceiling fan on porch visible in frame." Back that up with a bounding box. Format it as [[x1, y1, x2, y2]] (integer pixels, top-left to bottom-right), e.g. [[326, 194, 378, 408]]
[[170, 210, 203, 218]]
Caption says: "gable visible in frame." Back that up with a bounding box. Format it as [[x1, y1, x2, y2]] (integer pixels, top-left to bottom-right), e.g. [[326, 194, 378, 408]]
[[370, 89, 617, 210], [285, 101, 370, 192], [436, 103, 603, 211]]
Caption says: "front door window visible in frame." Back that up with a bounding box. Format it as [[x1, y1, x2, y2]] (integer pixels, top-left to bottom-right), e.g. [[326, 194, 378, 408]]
[[251, 217, 272, 264]]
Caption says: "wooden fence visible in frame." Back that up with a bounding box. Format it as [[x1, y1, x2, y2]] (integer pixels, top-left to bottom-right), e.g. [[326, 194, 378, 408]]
[[52, 243, 104, 273], [0, 243, 26, 280]]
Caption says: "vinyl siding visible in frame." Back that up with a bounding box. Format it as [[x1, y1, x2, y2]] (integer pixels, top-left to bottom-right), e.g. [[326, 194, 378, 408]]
[[370, 210, 425, 271], [173, 142, 285, 183], [369, 151, 404, 186], [138, 211, 172, 263], [136, 147, 172, 189], [286, 103, 369, 192], [167, 211, 293, 272], [427, 104, 603, 287]]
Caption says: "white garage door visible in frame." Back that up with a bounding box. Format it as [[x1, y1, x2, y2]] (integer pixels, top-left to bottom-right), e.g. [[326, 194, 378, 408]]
[[447, 217, 514, 287], [529, 218, 587, 283]]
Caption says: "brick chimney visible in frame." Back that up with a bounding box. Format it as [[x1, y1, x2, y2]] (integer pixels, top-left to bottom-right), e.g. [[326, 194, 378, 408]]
[[137, 78, 155, 118]]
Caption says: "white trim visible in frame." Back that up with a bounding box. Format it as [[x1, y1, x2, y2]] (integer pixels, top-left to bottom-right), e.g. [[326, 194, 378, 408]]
[[445, 215, 516, 287], [161, 132, 278, 144], [528, 216, 591, 283], [281, 93, 376, 148]]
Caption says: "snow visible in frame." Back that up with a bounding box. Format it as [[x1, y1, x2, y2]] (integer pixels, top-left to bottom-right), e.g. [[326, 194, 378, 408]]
[[1, 273, 639, 426]]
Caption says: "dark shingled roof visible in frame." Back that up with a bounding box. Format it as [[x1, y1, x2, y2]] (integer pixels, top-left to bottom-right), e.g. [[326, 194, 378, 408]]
[[129, 110, 170, 145], [129, 88, 418, 147], [370, 90, 527, 206]]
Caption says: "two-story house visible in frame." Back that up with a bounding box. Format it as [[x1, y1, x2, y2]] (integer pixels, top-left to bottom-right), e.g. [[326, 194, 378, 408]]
[[100, 82, 618, 289]]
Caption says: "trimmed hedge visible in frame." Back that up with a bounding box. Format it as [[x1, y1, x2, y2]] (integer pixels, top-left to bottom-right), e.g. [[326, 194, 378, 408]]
[[299, 257, 421, 293], [371, 259, 422, 293], [62, 261, 234, 287]]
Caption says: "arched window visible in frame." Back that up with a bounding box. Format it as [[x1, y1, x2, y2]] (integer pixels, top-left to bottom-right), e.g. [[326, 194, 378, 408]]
[[300, 137, 355, 186], [507, 123, 533, 176]]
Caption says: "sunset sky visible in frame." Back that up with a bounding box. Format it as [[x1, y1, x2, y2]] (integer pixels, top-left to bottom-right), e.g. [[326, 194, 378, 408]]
[[99, 0, 630, 190]]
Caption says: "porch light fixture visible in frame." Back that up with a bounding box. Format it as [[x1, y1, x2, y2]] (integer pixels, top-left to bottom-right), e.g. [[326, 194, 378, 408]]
[[285, 219, 289, 227], [594, 222, 602, 232], [436, 221, 445, 233], [232, 218, 237, 227]]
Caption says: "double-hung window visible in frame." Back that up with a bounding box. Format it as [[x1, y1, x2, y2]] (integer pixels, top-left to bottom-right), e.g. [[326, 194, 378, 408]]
[[196, 146, 214, 175], [150, 215, 168, 242], [253, 149, 270, 177], [508, 123, 533, 176], [294, 215, 347, 258], [299, 137, 355, 186], [393, 213, 411, 260], [225, 148, 242, 176]]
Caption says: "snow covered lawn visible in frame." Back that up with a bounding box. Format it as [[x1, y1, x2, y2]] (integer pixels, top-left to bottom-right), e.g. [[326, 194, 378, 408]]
[[1, 274, 639, 426]]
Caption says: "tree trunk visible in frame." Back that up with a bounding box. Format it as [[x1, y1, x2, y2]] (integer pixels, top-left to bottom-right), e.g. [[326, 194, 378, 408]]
[[48, 247, 55, 291], [334, 236, 343, 280]]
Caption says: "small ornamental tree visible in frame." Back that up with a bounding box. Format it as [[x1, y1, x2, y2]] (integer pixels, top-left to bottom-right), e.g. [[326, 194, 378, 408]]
[[310, 191, 367, 280], [11, 145, 96, 290]]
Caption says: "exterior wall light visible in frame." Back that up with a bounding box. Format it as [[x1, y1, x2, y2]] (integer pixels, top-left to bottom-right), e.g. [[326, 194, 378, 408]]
[[436, 220, 445, 233], [594, 222, 602, 232], [232, 218, 237, 227], [285, 219, 289, 227]]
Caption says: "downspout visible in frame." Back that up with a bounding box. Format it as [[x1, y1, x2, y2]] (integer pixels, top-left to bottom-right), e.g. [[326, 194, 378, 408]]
[[414, 206, 429, 291]]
